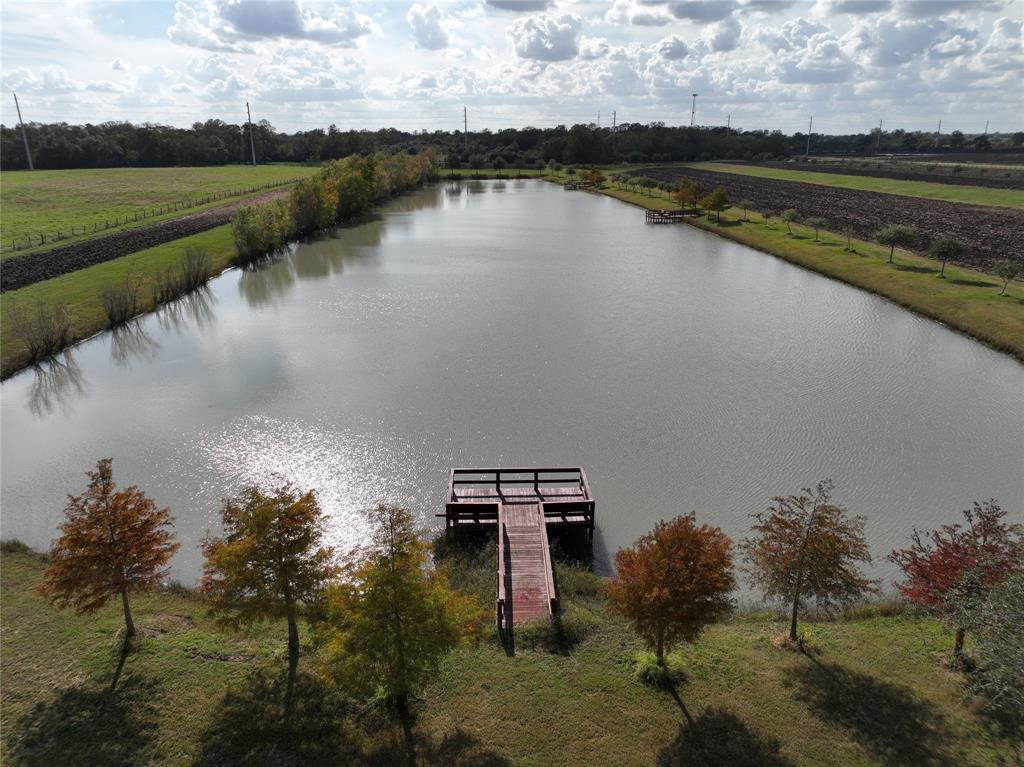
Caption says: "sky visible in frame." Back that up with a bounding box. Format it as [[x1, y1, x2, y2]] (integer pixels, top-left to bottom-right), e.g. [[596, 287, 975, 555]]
[[1, 0, 1021, 135]]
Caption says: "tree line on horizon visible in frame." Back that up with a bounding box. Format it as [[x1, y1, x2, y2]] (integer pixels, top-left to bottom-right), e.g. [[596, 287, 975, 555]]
[[34, 458, 1023, 726], [2, 118, 1021, 171]]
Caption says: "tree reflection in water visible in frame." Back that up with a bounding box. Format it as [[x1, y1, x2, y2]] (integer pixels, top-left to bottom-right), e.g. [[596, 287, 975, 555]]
[[155, 286, 217, 335], [110, 320, 161, 369], [28, 351, 88, 418]]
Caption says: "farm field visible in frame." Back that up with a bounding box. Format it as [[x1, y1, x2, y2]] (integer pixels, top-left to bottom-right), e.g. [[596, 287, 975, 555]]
[[588, 182, 1024, 360], [679, 162, 1024, 208], [1, 189, 288, 292], [2, 544, 1017, 767], [745, 160, 1024, 190], [626, 166, 1024, 268], [0, 164, 319, 258]]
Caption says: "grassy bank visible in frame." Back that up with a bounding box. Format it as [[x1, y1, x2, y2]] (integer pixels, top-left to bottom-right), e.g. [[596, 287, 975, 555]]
[[680, 162, 1024, 209], [1, 544, 1016, 767], [1, 165, 320, 258], [588, 183, 1024, 361], [0, 225, 237, 378]]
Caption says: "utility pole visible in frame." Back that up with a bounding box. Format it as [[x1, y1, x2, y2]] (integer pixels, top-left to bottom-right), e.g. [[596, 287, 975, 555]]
[[597, 110, 600, 128], [936, 119, 941, 137], [612, 110, 616, 131], [13, 92, 33, 170], [805, 116, 813, 156], [726, 113, 731, 130], [690, 93, 698, 127], [463, 106, 468, 153], [245, 100, 256, 166], [875, 119, 883, 153], [983, 120, 989, 135]]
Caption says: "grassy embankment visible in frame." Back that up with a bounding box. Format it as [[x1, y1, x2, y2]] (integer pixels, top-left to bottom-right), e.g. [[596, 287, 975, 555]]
[[1, 542, 1017, 767], [587, 182, 1024, 361], [0, 164, 320, 258], [679, 161, 1024, 209], [0, 225, 237, 378]]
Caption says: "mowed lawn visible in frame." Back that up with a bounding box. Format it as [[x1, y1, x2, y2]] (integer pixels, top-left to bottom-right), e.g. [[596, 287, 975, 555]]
[[678, 162, 1024, 209], [1, 545, 1016, 767], [1, 164, 320, 257]]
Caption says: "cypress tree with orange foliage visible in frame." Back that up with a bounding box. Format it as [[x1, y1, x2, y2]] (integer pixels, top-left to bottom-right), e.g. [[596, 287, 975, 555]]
[[606, 513, 735, 666], [39, 458, 180, 639]]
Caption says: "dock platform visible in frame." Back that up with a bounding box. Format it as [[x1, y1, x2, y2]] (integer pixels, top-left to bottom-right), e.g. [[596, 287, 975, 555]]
[[645, 209, 697, 223], [442, 468, 595, 629]]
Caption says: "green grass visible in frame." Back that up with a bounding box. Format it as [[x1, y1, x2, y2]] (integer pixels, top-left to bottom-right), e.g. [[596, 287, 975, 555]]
[[589, 183, 1024, 361], [1, 164, 320, 258], [680, 161, 1024, 209], [0, 225, 237, 378], [1, 546, 1017, 767]]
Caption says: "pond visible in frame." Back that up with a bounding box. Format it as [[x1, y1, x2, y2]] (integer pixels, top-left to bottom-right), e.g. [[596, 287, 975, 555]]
[[2, 180, 1021, 586]]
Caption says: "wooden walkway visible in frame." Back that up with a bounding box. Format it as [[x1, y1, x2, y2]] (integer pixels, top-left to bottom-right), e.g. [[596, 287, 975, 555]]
[[442, 468, 595, 629], [645, 209, 698, 224]]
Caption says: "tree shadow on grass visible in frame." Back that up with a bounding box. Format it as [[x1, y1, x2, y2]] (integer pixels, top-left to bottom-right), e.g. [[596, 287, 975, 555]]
[[193, 669, 360, 767], [11, 674, 160, 767], [656, 706, 794, 767], [949, 278, 998, 288], [364, 722, 513, 767], [782, 657, 958, 767], [894, 263, 935, 274]]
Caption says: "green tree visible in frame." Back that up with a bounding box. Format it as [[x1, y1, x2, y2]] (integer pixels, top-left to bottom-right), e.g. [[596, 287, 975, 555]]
[[315, 505, 481, 708], [875, 224, 917, 264], [966, 571, 1024, 728], [780, 208, 799, 234], [738, 199, 755, 221], [804, 217, 828, 242], [606, 514, 734, 666], [991, 259, 1021, 296], [200, 482, 336, 710], [40, 458, 179, 639], [742, 480, 875, 643], [700, 187, 731, 223], [929, 237, 965, 277]]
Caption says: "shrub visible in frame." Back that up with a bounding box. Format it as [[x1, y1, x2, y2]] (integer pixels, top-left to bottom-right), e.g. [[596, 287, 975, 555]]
[[100, 275, 142, 326], [632, 650, 686, 688], [7, 299, 71, 364], [513, 602, 601, 653]]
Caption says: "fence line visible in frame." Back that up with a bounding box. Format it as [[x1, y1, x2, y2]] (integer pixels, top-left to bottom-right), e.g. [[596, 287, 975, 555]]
[[4, 177, 304, 253]]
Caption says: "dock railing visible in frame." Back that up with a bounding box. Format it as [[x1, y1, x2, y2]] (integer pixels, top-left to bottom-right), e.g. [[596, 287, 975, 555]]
[[496, 505, 507, 629]]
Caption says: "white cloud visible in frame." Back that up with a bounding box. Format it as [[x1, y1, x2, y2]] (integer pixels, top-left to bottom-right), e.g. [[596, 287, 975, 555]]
[[168, 1, 254, 52], [657, 35, 691, 60], [702, 15, 742, 52], [823, 0, 892, 14], [406, 3, 451, 50], [508, 13, 583, 61], [605, 0, 672, 26], [110, 58, 129, 71], [579, 35, 610, 59], [219, 1, 377, 46], [486, 0, 553, 11], [667, 1, 739, 22], [188, 55, 237, 82]]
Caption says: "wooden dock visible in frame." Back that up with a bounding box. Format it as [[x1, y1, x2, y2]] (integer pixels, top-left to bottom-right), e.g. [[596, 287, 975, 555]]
[[442, 468, 595, 629], [645, 208, 697, 223]]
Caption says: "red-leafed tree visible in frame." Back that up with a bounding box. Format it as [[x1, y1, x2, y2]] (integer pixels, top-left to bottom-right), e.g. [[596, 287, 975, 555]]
[[888, 500, 1023, 661], [39, 458, 180, 639]]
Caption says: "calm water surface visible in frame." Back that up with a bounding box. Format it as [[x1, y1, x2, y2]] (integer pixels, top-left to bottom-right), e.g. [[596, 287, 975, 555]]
[[2, 180, 1022, 584]]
